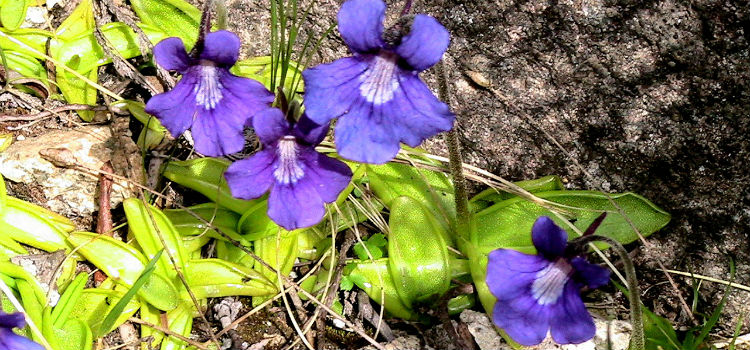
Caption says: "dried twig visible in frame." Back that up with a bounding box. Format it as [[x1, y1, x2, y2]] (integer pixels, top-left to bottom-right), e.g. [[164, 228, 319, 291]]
[[97, 0, 174, 88], [94, 161, 115, 284], [314, 230, 356, 345], [0, 104, 107, 121], [92, 0, 160, 95], [128, 318, 208, 350]]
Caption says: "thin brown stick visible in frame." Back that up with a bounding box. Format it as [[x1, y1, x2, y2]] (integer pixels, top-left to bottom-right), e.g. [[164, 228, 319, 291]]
[[96, 0, 174, 88], [136, 192, 222, 350], [315, 230, 356, 340], [92, 0, 160, 95], [127, 318, 208, 350], [0, 104, 107, 121], [94, 161, 115, 284]]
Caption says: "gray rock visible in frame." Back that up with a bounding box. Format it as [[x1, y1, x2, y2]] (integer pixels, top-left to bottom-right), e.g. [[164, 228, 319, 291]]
[[0, 126, 135, 224]]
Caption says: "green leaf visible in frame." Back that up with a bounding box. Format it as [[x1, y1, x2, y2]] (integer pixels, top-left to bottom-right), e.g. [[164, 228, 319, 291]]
[[130, 0, 199, 44], [353, 234, 387, 260], [52, 318, 92, 350], [99, 249, 163, 336], [388, 196, 451, 308], [8, 196, 75, 232], [473, 191, 671, 255], [231, 56, 305, 93], [163, 158, 263, 214], [0, 28, 51, 59], [184, 259, 277, 299], [367, 162, 455, 244], [16, 279, 43, 332], [470, 175, 564, 213], [158, 303, 194, 350], [0, 264, 44, 302], [124, 198, 187, 279], [66, 289, 140, 338], [0, 0, 30, 31], [54, 22, 166, 75], [66, 232, 179, 311], [215, 240, 255, 268], [51, 0, 93, 42], [252, 230, 299, 306], [346, 259, 415, 320], [51, 272, 87, 328], [236, 199, 281, 241], [164, 203, 247, 245], [0, 197, 69, 252], [48, 0, 95, 120], [1, 50, 47, 83], [138, 300, 164, 348]]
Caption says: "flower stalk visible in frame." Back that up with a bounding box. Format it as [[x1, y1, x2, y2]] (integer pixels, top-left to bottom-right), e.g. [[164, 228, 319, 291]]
[[437, 61, 471, 241], [572, 235, 645, 350]]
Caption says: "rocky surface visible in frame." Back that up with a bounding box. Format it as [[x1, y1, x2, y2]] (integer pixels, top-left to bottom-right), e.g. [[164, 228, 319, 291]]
[[233, 0, 750, 333], [0, 126, 135, 226]]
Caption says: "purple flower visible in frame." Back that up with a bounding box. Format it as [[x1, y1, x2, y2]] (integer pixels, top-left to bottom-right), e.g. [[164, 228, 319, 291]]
[[224, 108, 353, 230], [0, 312, 43, 350], [145, 30, 274, 157], [302, 0, 455, 164], [486, 217, 611, 346]]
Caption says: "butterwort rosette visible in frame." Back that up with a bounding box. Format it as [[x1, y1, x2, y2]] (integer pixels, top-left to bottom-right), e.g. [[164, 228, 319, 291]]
[[145, 30, 274, 157], [224, 108, 353, 230], [302, 0, 455, 164], [486, 216, 611, 346], [0, 312, 43, 350]]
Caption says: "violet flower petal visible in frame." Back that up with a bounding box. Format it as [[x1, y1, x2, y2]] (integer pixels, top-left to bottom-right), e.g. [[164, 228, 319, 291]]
[[298, 150, 353, 202], [268, 180, 325, 230], [0, 328, 44, 350], [144, 72, 198, 137], [395, 14, 450, 71], [189, 71, 275, 156], [531, 216, 568, 259], [390, 72, 454, 147], [200, 30, 241, 67], [492, 294, 550, 346], [153, 37, 191, 72], [0, 313, 24, 329], [486, 249, 548, 300], [219, 71, 275, 118], [293, 114, 329, 145], [333, 99, 401, 164], [190, 106, 246, 156], [252, 108, 291, 146], [571, 257, 611, 289], [302, 56, 370, 125], [338, 0, 385, 53], [549, 281, 597, 344], [225, 150, 276, 200]]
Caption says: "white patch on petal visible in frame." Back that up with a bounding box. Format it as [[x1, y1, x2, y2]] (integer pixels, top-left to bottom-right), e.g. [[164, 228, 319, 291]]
[[359, 52, 400, 105], [274, 136, 305, 184], [531, 258, 573, 305], [194, 65, 224, 110]]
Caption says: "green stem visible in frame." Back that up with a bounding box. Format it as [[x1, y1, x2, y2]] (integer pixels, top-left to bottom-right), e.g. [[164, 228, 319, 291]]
[[215, 0, 228, 30], [436, 61, 471, 241], [577, 235, 645, 350]]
